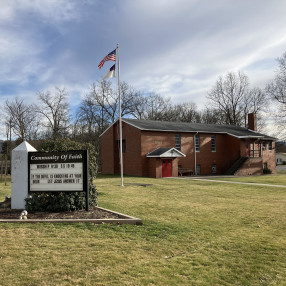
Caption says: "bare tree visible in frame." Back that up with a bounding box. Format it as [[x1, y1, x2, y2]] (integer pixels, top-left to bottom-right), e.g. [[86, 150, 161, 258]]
[[200, 108, 225, 125], [35, 87, 70, 139], [173, 102, 201, 123], [4, 98, 37, 140], [266, 51, 286, 129], [131, 92, 172, 121], [76, 96, 101, 135], [241, 87, 267, 128], [88, 81, 118, 124], [4, 121, 12, 186], [207, 71, 249, 126], [87, 80, 144, 124]]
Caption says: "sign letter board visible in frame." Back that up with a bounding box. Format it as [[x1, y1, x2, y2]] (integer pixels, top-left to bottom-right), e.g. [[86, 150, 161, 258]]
[[28, 150, 88, 193]]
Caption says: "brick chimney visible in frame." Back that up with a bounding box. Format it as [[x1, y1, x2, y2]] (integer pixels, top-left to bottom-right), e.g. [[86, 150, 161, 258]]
[[248, 113, 257, 131]]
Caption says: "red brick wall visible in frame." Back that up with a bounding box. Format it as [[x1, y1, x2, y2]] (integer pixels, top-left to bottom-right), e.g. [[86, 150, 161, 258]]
[[101, 122, 276, 177], [147, 158, 162, 178], [236, 158, 263, 176], [248, 113, 257, 131], [141, 131, 175, 177], [172, 158, 179, 177], [140, 131, 242, 175], [113, 121, 142, 176], [262, 141, 276, 174], [195, 133, 228, 174]]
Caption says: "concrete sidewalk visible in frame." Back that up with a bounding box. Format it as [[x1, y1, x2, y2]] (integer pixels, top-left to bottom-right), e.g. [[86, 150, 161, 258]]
[[170, 176, 286, 188]]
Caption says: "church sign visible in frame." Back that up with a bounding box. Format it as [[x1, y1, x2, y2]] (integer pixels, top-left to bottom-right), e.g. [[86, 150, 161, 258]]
[[28, 150, 89, 210], [28, 150, 88, 192]]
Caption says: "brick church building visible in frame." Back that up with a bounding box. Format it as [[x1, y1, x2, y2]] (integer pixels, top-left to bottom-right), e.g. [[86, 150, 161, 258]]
[[100, 113, 276, 178]]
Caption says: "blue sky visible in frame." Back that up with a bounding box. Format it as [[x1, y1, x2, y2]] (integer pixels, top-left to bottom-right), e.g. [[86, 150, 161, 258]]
[[1, 0, 286, 137]]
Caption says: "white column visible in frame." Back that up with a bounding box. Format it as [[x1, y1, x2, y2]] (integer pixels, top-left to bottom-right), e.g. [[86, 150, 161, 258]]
[[11, 141, 37, 209]]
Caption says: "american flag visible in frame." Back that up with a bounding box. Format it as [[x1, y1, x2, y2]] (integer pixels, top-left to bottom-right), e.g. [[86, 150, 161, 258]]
[[98, 49, 116, 69]]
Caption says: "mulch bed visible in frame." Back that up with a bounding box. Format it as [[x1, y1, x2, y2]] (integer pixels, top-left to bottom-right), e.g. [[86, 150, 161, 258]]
[[0, 206, 121, 220]]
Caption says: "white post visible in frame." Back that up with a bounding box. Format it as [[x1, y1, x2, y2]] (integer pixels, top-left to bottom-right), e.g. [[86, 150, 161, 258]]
[[194, 132, 198, 176], [11, 141, 37, 209], [117, 43, 124, 187]]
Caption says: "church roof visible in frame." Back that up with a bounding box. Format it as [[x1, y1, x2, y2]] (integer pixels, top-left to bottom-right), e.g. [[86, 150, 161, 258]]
[[122, 118, 276, 140]]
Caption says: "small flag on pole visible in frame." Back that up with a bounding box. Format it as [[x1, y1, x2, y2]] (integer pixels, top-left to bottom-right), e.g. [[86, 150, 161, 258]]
[[98, 49, 116, 69], [101, 64, 115, 81]]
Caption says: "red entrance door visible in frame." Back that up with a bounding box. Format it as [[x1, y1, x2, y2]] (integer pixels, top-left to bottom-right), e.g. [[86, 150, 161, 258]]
[[162, 159, 172, 177]]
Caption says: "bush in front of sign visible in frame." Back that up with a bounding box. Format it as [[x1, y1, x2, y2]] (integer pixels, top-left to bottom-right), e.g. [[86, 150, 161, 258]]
[[25, 138, 98, 212], [25, 189, 96, 212]]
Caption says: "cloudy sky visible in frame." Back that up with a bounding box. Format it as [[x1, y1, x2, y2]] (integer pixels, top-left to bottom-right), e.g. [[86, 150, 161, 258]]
[[0, 0, 286, 131]]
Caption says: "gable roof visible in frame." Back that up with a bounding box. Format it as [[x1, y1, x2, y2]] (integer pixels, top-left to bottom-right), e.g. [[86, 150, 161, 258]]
[[100, 118, 276, 140], [122, 118, 275, 140], [146, 147, 186, 158]]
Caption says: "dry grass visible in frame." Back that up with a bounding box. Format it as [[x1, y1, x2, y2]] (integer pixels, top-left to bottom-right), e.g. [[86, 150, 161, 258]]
[[0, 176, 11, 201], [0, 174, 285, 285]]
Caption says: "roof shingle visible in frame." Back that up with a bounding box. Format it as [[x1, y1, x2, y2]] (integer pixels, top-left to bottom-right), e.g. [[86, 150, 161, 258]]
[[122, 118, 275, 140]]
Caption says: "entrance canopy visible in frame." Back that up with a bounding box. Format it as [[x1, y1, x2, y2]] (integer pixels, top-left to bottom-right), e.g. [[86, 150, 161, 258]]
[[146, 147, 186, 158]]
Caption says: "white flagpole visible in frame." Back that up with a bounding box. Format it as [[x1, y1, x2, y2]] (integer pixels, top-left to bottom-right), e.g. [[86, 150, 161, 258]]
[[117, 43, 124, 187]]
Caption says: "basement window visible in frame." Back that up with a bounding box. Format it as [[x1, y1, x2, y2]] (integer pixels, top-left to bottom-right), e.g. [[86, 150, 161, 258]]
[[196, 165, 201, 175], [212, 164, 217, 174]]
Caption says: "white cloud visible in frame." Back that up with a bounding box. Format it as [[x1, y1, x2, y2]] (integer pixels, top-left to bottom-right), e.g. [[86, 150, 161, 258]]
[[0, 0, 286, 136], [0, 0, 81, 23], [119, 0, 286, 108]]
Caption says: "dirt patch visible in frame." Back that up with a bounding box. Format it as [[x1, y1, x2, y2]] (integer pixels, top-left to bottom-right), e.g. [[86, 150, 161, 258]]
[[0, 206, 121, 220]]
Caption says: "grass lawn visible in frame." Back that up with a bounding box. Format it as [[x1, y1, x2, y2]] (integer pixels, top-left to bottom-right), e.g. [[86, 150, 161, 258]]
[[0, 176, 11, 201], [0, 174, 285, 285]]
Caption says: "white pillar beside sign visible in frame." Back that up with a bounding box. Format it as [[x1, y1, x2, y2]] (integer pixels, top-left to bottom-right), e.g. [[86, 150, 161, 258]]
[[11, 141, 37, 209]]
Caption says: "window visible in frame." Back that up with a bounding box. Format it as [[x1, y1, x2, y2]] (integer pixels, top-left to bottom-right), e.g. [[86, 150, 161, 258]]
[[211, 135, 216, 152], [196, 165, 201, 175], [212, 164, 217, 174], [175, 134, 181, 151], [195, 134, 200, 152], [116, 139, 126, 153], [268, 141, 272, 151], [262, 141, 266, 150], [263, 162, 268, 170]]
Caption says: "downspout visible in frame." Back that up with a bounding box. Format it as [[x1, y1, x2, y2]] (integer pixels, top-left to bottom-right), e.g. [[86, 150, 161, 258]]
[[194, 132, 198, 175]]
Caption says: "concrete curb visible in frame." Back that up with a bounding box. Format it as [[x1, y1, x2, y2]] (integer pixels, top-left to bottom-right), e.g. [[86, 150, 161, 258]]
[[0, 206, 143, 225]]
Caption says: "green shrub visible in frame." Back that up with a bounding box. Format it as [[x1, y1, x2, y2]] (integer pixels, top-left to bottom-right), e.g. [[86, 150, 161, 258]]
[[25, 138, 98, 212], [263, 168, 272, 174]]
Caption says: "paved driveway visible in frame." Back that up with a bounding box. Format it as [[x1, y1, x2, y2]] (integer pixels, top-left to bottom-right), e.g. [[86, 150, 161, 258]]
[[277, 165, 286, 171], [168, 175, 286, 188], [191, 178, 286, 188]]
